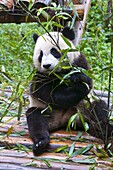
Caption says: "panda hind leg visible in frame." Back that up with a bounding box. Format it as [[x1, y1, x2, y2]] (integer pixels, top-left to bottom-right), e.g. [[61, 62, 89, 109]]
[[26, 107, 50, 155], [85, 99, 112, 139]]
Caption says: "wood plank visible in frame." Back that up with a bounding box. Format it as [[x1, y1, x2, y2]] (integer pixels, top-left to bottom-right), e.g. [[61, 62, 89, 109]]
[[0, 89, 113, 169], [0, 135, 102, 150], [0, 0, 14, 9], [0, 155, 93, 170], [0, 4, 84, 23], [64, 0, 82, 5], [0, 149, 113, 169], [0, 113, 112, 169], [0, 164, 40, 170], [74, 0, 92, 46], [72, 0, 82, 4]]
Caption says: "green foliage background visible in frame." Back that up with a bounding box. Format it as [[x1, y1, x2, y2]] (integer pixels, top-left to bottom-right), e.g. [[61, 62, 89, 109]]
[[81, 0, 112, 90]]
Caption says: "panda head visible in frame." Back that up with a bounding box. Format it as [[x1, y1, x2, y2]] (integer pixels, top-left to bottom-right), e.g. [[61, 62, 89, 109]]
[[33, 27, 80, 73]]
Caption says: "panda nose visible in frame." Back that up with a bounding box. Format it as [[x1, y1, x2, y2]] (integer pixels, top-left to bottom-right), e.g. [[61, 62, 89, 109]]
[[43, 64, 51, 69]]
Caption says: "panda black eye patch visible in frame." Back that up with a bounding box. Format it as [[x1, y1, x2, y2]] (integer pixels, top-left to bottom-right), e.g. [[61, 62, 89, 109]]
[[38, 51, 43, 63], [51, 48, 61, 58]]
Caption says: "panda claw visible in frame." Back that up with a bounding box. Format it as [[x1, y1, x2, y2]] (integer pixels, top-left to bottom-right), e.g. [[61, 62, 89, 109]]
[[35, 143, 38, 147], [35, 141, 42, 148], [33, 138, 50, 156], [38, 141, 42, 145]]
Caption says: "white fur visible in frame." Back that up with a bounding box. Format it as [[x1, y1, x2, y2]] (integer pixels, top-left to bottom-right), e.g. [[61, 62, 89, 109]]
[[41, 54, 59, 72], [33, 32, 80, 72], [29, 95, 47, 108], [87, 90, 99, 103]]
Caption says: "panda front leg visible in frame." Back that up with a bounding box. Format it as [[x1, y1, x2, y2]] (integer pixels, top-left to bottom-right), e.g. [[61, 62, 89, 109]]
[[26, 107, 50, 155]]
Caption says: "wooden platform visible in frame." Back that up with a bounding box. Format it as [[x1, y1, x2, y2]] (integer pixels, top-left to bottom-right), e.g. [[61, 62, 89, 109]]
[[0, 0, 92, 46], [0, 1, 113, 168], [0, 89, 113, 170], [0, 116, 112, 170], [0, 0, 85, 23]]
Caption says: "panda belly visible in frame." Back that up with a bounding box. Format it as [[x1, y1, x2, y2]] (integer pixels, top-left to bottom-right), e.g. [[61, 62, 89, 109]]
[[47, 107, 78, 132], [29, 94, 78, 132]]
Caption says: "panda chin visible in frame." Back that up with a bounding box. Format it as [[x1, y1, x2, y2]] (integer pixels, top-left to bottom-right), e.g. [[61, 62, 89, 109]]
[[38, 67, 61, 73]]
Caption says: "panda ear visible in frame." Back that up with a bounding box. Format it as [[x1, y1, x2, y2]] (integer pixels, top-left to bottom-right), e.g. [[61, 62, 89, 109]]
[[33, 33, 39, 43], [62, 27, 75, 41]]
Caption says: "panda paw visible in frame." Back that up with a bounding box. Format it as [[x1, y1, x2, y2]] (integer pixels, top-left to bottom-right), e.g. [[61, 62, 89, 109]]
[[71, 72, 92, 89], [32, 137, 50, 156]]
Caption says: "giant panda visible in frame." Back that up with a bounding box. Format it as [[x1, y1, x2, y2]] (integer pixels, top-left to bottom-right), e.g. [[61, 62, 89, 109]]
[[26, 27, 112, 155]]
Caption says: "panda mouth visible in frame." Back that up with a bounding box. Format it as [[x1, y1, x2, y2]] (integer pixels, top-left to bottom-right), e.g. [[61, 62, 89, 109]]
[[40, 59, 71, 73], [42, 67, 61, 73]]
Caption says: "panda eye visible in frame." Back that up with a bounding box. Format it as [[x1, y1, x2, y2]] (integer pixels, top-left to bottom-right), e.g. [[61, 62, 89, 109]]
[[51, 48, 61, 58], [38, 51, 43, 63]]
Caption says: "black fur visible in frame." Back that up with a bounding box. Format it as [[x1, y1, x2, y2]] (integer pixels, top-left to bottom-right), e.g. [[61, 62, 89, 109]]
[[72, 52, 90, 70], [27, 69, 112, 156], [26, 107, 49, 155], [77, 100, 110, 139], [26, 70, 93, 156], [30, 71, 92, 109], [50, 48, 61, 58], [62, 27, 75, 40], [33, 33, 39, 43]]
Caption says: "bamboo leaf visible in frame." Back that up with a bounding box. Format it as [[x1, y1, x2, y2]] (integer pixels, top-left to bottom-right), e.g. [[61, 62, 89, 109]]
[[0, 99, 15, 122], [66, 113, 78, 131], [93, 144, 109, 158], [79, 112, 89, 132], [61, 35, 72, 48], [41, 159, 52, 168], [71, 158, 96, 164], [69, 142, 75, 157], [54, 145, 68, 153], [18, 100, 23, 121], [7, 121, 18, 137], [72, 144, 94, 157]]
